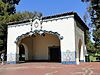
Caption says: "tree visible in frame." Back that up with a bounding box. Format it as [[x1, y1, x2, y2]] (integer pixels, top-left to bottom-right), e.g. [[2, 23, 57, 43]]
[[91, 0, 100, 51], [85, 30, 95, 50], [82, 0, 100, 51], [0, 0, 20, 55], [0, 0, 20, 15], [8, 11, 42, 22]]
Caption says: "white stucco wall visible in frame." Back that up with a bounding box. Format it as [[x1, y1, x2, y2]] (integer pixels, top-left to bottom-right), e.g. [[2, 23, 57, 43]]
[[42, 15, 75, 52], [75, 20, 86, 63], [7, 22, 31, 63], [42, 16, 76, 62], [7, 14, 77, 63]]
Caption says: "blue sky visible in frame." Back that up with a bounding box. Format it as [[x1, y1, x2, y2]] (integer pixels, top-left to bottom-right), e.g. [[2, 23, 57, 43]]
[[16, 0, 87, 20]]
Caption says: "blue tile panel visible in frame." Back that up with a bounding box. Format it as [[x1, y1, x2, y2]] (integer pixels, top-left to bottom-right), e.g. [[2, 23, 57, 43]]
[[80, 60, 84, 62], [7, 61, 16, 64], [62, 61, 76, 64]]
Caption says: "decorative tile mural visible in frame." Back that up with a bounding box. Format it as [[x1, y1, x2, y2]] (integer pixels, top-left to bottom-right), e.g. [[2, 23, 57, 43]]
[[7, 53, 16, 62], [62, 50, 75, 62]]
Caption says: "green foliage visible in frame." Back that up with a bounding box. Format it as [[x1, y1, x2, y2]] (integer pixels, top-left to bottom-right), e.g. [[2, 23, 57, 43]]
[[82, 0, 100, 51], [90, 0, 100, 50], [85, 30, 95, 51], [8, 11, 39, 22], [0, 0, 20, 15], [0, 31, 4, 36], [0, 39, 3, 46], [0, 0, 20, 53], [86, 40, 95, 50]]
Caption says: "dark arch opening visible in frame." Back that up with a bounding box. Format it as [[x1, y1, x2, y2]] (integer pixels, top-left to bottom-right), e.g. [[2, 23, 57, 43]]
[[19, 44, 25, 62], [78, 39, 82, 62]]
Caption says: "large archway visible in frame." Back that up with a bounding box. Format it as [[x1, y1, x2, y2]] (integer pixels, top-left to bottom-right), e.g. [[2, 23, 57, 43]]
[[16, 30, 62, 62], [19, 44, 25, 61], [78, 39, 84, 62]]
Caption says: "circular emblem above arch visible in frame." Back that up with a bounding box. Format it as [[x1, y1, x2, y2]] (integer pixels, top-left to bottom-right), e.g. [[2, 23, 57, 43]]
[[15, 30, 63, 45]]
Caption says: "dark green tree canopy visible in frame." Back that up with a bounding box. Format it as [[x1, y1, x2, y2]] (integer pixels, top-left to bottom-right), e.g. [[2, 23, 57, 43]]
[[0, 0, 20, 16], [82, 0, 100, 51], [0, 0, 20, 54], [8, 11, 42, 22]]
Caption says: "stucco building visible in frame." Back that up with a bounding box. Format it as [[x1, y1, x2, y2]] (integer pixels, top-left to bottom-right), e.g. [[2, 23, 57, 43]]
[[7, 12, 88, 64]]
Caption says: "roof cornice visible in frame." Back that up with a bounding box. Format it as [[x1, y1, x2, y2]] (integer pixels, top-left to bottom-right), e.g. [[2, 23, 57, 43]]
[[7, 11, 88, 30]]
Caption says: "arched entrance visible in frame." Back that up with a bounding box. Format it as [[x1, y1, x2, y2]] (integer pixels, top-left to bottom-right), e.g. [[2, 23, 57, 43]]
[[16, 30, 62, 62], [78, 39, 83, 62], [19, 44, 25, 62]]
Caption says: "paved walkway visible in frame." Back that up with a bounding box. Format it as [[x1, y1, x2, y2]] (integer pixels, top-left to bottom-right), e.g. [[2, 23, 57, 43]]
[[0, 62, 100, 75]]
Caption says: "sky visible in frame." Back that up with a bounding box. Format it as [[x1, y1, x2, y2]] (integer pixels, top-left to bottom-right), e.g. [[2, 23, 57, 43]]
[[16, 0, 87, 20]]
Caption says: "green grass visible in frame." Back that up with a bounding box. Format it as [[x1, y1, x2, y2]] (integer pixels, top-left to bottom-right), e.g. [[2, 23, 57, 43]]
[[89, 53, 100, 62]]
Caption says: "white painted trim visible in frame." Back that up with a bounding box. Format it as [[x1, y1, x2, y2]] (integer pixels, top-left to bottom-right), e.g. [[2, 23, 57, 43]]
[[8, 22, 31, 28], [43, 15, 74, 22]]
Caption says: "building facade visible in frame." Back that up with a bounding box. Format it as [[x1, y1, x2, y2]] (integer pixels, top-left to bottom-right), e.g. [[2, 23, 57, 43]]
[[7, 12, 88, 64]]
